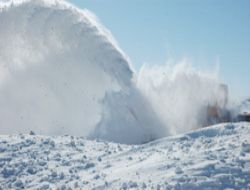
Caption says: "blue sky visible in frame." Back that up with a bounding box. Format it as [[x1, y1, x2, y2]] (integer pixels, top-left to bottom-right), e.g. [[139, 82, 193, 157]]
[[69, 0, 250, 99]]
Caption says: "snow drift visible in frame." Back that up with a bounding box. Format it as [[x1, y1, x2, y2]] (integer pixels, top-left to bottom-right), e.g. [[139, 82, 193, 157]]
[[1, 122, 250, 189], [0, 0, 226, 144]]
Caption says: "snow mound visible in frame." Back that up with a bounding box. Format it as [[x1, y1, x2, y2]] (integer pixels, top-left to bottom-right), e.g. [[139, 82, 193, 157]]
[[0, 122, 250, 189]]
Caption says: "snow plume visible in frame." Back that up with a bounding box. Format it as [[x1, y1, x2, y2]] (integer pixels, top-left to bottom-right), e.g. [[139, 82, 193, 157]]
[[0, 0, 166, 144], [137, 61, 223, 135], [91, 86, 167, 144], [0, 0, 225, 144]]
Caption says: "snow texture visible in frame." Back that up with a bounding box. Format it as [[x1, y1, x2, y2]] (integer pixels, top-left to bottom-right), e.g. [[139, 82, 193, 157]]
[[0, 122, 250, 189]]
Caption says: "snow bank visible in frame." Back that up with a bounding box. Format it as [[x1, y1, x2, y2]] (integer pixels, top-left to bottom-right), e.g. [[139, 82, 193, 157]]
[[0, 122, 250, 189], [0, 0, 227, 144]]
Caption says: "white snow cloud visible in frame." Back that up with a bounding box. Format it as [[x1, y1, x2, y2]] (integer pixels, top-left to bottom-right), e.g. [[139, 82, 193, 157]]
[[137, 60, 223, 135], [0, 0, 228, 144]]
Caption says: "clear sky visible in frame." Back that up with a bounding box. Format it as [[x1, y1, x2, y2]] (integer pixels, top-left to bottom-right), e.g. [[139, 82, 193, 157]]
[[69, 0, 250, 99]]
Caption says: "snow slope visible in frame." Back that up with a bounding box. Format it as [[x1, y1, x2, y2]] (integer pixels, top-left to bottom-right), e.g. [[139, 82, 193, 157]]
[[1, 122, 250, 189]]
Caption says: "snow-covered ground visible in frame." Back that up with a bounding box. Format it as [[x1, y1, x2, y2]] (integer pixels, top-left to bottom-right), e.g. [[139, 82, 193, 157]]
[[1, 122, 250, 190]]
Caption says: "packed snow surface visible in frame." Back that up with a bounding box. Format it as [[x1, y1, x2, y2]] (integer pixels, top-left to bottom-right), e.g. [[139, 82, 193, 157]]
[[0, 122, 250, 189]]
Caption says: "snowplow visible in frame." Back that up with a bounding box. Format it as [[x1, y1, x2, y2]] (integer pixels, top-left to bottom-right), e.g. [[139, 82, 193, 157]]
[[237, 112, 250, 122], [203, 84, 250, 127], [203, 84, 231, 126]]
